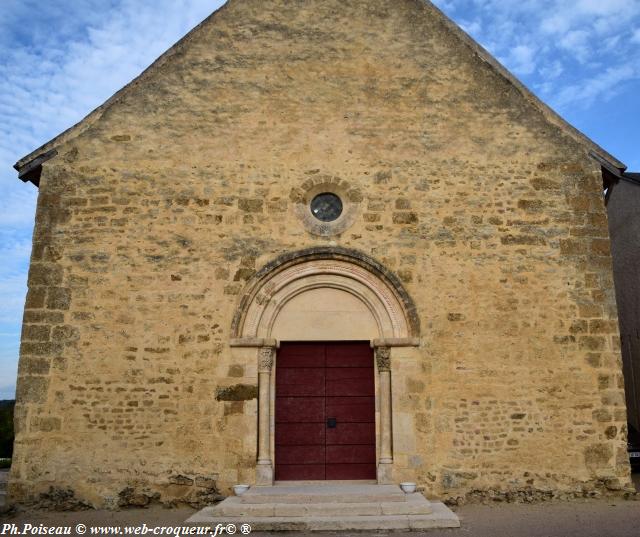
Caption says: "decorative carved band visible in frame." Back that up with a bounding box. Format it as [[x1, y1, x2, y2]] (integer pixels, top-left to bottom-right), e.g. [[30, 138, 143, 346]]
[[242, 260, 409, 339], [258, 346, 275, 372], [231, 247, 421, 339], [375, 346, 391, 372]]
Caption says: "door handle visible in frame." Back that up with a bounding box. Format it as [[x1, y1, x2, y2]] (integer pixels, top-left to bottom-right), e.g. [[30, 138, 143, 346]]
[[327, 417, 337, 428]]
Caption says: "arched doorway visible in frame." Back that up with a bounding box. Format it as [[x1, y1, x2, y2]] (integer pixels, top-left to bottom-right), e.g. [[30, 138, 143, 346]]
[[230, 247, 420, 485]]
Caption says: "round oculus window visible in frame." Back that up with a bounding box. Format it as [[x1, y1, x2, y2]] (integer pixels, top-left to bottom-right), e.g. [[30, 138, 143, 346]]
[[310, 192, 343, 222]]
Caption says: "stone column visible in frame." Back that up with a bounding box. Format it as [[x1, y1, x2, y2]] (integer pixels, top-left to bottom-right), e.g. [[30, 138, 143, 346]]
[[256, 345, 275, 485], [376, 346, 393, 484]]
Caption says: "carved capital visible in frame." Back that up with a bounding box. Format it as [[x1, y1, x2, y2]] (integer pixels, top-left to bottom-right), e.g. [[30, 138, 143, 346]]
[[258, 346, 275, 372], [375, 346, 391, 372]]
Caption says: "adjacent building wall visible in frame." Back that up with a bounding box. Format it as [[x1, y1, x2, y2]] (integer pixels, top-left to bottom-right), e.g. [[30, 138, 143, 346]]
[[10, 0, 630, 507], [607, 176, 640, 434]]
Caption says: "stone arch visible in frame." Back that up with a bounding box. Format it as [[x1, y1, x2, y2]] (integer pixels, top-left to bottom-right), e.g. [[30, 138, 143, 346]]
[[231, 247, 420, 340]]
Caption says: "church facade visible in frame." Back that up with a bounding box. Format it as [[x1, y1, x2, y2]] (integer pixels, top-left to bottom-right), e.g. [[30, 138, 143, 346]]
[[10, 0, 631, 508]]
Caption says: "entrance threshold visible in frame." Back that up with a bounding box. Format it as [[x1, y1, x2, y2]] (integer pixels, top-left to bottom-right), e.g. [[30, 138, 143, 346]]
[[186, 483, 460, 531], [275, 480, 377, 486]]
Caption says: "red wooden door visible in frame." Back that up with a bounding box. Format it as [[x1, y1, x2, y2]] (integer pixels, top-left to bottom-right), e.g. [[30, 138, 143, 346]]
[[275, 342, 376, 480]]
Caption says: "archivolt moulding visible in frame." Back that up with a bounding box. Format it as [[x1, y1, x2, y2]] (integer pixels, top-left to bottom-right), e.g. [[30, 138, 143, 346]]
[[231, 247, 420, 341]]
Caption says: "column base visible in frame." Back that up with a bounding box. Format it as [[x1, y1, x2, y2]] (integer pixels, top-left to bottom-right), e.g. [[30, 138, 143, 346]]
[[377, 462, 394, 484], [256, 463, 274, 486]]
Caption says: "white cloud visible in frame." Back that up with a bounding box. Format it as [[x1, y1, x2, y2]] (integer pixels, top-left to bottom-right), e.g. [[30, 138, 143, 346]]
[[541, 0, 640, 39], [540, 12, 572, 35], [0, 237, 32, 330], [559, 30, 591, 63], [602, 35, 622, 53], [433, 0, 640, 111], [0, 0, 225, 177], [0, 181, 38, 229], [0, 274, 28, 325], [509, 44, 538, 75], [554, 64, 639, 108], [574, 0, 639, 18], [460, 19, 482, 36], [539, 60, 564, 80], [431, 0, 461, 11]]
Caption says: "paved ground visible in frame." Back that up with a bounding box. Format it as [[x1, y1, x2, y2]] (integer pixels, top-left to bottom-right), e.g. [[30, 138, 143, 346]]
[[1, 497, 639, 536], [2, 471, 639, 536]]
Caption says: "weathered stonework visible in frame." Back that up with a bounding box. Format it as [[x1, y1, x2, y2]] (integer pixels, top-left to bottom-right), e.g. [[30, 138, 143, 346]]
[[375, 347, 391, 373], [257, 347, 274, 373], [10, 0, 630, 508]]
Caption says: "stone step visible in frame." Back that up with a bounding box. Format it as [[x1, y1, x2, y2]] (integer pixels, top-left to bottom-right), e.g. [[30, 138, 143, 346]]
[[0, 491, 6, 508], [187, 485, 460, 531], [237, 484, 406, 504], [187, 502, 460, 531], [214, 493, 432, 517], [0, 480, 6, 492]]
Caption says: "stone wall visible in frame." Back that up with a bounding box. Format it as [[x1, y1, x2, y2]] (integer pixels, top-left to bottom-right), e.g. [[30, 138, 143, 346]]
[[10, 0, 630, 507]]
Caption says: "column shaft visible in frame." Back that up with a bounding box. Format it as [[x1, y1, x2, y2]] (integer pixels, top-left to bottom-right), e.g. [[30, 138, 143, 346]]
[[375, 346, 393, 483], [379, 369, 393, 463], [256, 346, 275, 485], [257, 370, 271, 464]]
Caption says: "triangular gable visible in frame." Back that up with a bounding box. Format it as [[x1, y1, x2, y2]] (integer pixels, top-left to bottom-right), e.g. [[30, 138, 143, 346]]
[[14, 0, 627, 185]]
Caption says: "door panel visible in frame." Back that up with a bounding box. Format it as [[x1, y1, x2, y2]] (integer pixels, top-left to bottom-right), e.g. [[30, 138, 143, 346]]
[[277, 344, 326, 368], [275, 423, 325, 446], [326, 422, 376, 445], [326, 372, 375, 397], [276, 397, 325, 423], [326, 380, 374, 397], [326, 444, 376, 464], [278, 445, 325, 464], [325, 345, 372, 368], [326, 397, 375, 422], [326, 366, 374, 378], [277, 464, 326, 480], [276, 369, 325, 396], [275, 342, 375, 481], [325, 464, 377, 480]]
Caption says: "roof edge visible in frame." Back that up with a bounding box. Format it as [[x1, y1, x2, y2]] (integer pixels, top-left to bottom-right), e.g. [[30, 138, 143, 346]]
[[13, 148, 58, 187]]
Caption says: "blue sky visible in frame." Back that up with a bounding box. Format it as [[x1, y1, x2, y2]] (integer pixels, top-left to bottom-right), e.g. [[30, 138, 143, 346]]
[[0, 0, 639, 399]]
